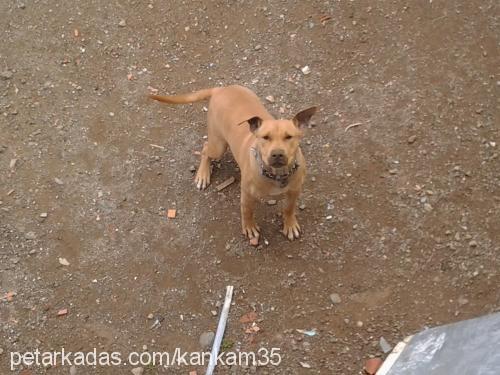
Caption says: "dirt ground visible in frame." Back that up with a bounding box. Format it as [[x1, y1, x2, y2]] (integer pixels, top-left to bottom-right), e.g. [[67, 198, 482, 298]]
[[1, 1, 499, 374]]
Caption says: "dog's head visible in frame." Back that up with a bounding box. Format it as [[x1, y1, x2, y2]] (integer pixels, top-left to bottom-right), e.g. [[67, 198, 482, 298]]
[[248, 107, 317, 168]]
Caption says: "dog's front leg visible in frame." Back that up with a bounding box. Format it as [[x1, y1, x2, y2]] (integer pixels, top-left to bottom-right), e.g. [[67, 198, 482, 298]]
[[241, 189, 260, 239], [282, 189, 301, 240]]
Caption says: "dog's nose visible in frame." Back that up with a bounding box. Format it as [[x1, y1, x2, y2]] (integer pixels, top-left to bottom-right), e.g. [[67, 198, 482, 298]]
[[269, 149, 287, 166]]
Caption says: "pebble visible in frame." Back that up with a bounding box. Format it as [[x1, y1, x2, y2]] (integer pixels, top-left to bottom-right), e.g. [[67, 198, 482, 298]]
[[70, 365, 77, 375], [131, 368, 143, 375], [267, 199, 277, 205], [0, 347, 3, 355], [379, 337, 392, 353], [301, 66, 311, 75], [25, 231, 36, 240], [469, 240, 477, 247], [423, 203, 433, 212], [40, 212, 48, 218], [329, 293, 342, 304], [189, 165, 196, 172], [147, 313, 154, 320], [54, 177, 64, 185], [365, 358, 383, 375], [118, 19, 127, 27], [265, 95, 275, 103], [458, 296, 469, 306], [407, 135, 417, 144], [299, 204, 306, 210], [210, 310, 218, 316], [254, 44, 262, 51], [199, 331, 215, 349]]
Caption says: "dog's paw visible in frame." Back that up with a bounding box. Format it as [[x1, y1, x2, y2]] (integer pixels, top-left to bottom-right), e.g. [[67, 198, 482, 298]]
[[194, 169, 211, 190], [282, 220, 301, 241], [242, 223, 260, 240]]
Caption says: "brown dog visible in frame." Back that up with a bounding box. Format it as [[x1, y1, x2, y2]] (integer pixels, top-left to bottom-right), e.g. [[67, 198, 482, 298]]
[[150, 85, 316, 242]]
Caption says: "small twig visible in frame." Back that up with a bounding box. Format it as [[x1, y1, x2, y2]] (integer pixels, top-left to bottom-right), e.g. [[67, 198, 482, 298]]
[[344, 122, 363, 132], [150, 144, 165, 150], [216, 177, 235, 192], [205, 286, 234, 375]]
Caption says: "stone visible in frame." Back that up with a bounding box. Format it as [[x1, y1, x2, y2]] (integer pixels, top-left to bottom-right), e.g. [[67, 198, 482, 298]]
[[408, 135, 417, 144], [364, 358, 383, 374], [379, 337, 392, 353], [199, 331, 215, 349], [131, 368, 143, 375], [329, 293, 342, 304], [301, 66, 311, 75], [25, 231, 36, 240]]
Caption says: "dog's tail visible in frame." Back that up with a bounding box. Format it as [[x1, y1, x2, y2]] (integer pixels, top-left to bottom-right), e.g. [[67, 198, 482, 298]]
[[149, 88, 215, 105]]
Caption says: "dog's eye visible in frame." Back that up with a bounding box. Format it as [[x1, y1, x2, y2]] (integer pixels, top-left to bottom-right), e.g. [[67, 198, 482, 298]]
[[285, 134, 292, 140], [262, 135, 270, 140]]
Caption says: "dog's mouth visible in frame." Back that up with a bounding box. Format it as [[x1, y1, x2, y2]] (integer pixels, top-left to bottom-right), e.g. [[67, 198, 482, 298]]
[[270, 160, 287, 168]]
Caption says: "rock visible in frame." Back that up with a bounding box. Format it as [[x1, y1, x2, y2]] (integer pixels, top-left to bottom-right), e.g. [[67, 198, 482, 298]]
[[254, 44, 262, 51], [469, 240, 477, 247], [267, 199, 277, 205], [40, 212, 48, 218], [299, 204, 306, 210], [189, 165, 196, 172], [199, 331, 215, 349], [59, 257, 70, 266], [407, 135, 417, 144], [54, 177, 64, 185], [131, 368, 143, 375], [118, 19, 127, 27], [147, 313, 154, 320], [70, 365, 77, 375], [423, 203, 433, 212], [329, 293, 342, 304], [0, 70, 13, 80], [458, 296, 469, 306], [265, 95, 275, 103], [301, 66, 311, 75], [379, 337, 392, 353], [25, 231, 36, 240], [364, 358, 383, 374]]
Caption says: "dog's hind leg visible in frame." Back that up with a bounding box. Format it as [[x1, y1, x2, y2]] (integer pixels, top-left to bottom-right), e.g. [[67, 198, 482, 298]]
[[195, 135, 226, 190]]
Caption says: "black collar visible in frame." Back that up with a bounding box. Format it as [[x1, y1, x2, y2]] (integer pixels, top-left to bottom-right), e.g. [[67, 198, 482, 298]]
[[251, 148, 299, 188]]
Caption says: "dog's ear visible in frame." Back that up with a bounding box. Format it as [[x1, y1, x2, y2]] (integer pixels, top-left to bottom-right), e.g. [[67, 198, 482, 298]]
[[247, 116, 263, 133], [293, 106, 318, 128]]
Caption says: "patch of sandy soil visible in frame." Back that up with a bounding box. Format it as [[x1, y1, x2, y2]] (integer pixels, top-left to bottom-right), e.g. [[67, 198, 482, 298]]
[[0, 1, 499, 374]]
